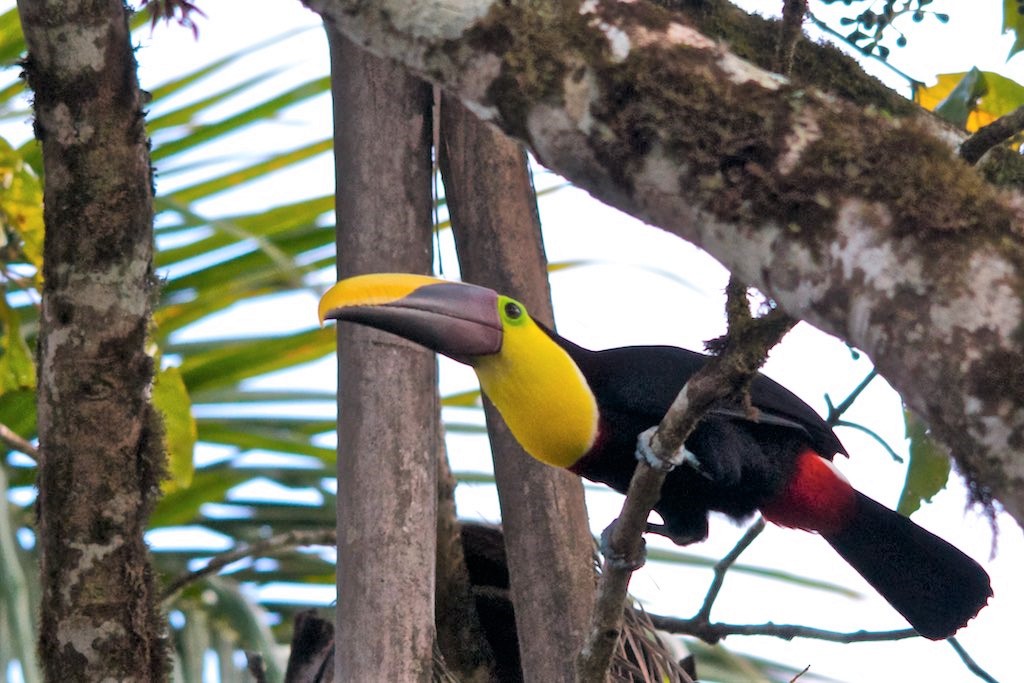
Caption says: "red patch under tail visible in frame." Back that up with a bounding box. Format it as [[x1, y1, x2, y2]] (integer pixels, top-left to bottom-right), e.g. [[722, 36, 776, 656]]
[[759, 448, 857, 534]]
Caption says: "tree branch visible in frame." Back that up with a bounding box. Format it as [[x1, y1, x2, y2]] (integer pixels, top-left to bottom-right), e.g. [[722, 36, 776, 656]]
[[576, 303, 796, 680], [948, 636, 1000, 683], [774, 0, 807, 76], [161, 529, 337, 602], [647, 615, 918, 644], [440, 91, 598, 681], [304, 0, 1024, 527], [960, 106, 1024, 165], [0, 423, 38, 461], [825, 369, 878, 426], [694, 517, 765, 623]]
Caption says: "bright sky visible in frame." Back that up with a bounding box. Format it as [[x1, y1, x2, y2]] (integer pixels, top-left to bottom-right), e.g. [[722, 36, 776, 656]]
[[6, 1, 1023, 682]]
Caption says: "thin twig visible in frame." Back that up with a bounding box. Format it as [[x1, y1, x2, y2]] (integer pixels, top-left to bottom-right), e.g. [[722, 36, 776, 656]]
[[161, 529, 336, 601], [791, 664, 811, 682], [948, 637, 1001, 683], [775, 0, 808, 76], [0, 423, 38, 461], [960, 105, 1024, 165], [576, 303, 796, 681], [646, 614, 918, 644], [804, 11, 921, 87], [824, 368, 878, 426], [694, 517, 765, 622], [833, 419, 904, 463]]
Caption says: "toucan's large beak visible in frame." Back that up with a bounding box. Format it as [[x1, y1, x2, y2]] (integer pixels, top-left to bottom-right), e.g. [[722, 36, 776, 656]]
[[319, 273, 503, 361]]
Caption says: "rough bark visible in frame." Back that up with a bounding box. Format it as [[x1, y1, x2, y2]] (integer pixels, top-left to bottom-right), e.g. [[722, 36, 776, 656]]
[[327, 27, 439, 682], [306, 0, 1024, 527], [439, 94, 597, 681], [434, 429, 497, 681], [18, 0, 168, 679]]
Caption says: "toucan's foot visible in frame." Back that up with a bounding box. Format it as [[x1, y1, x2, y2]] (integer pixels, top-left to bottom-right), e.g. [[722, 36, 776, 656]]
[[645, 522, 705, 546], [635, 426, 695, 472], [637, 426, 718, 481], [599, 521, 647, 571]]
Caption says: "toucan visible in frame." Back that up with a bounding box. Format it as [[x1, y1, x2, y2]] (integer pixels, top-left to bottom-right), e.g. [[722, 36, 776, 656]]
[[319, 273, 992, 640]]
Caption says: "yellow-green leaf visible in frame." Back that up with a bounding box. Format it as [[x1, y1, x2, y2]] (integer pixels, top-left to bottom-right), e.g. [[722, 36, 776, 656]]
[[0, 297, 35, 396], [1004, 0, 1024, 60], [914, 69, 1024, 132], [155, 365, 197, 492], [896, 410, 952, 516], [0, 136, 44, 277]]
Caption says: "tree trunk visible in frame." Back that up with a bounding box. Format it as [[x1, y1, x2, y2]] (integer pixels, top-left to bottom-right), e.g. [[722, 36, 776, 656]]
[[435, 428, 497, 681], [327, 27, 439, 681], [18, 0, 167, 679], [308, 0, 1024, 527], [440, 94, 597, 682]]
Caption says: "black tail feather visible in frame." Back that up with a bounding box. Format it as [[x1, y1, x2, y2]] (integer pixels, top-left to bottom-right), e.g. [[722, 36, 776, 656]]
[[822, 493, 992, 640]]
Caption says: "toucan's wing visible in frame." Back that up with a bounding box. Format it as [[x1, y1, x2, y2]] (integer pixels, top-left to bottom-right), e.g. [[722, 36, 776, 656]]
[[557, 338, 846, 458], [706, 405, 811, 433]]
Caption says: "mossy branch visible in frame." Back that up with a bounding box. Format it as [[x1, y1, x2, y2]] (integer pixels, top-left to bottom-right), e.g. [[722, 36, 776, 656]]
[[960, 106, 1024, 165], [774, 0, 807, 76]]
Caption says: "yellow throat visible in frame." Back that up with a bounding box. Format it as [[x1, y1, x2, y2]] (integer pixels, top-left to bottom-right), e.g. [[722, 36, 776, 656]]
[[472, 297, 599, 469]]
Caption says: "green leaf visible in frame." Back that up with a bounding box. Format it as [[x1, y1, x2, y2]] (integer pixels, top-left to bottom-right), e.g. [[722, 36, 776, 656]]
[[155, 195, 333, 267], [0, 8, 24, 68], [172, 607, 209, 683], [150, 466, 250, 528], [684, 639, 833, 683], [197, 419, 335, 465], [0, 389, 35, 439], [202, 577, 285, 681], [177, 327, 336, 395], [154, 285, 280, 342], [162, 138, 332, 205], [145, 26, 314, 106], [1004, 0, 1024, 60], [441, 388, 481, 407], [0, 464, 41, 683], [148, 70, 287, 133], [915, 69, 1024, 132], [151, 78, 330, 162], [154, 365, 197, 492], [0, 297, 35, 395], [933, 67, 986, 128], [0, 136, 44, 275], [897, 410, 952, 516]]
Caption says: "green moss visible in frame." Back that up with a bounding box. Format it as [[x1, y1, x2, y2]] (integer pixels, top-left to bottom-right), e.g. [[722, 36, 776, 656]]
[[461, 0, 1023, 282], [463, 4, 609, 141], [978, 145, 1024, 190], [584, 31, 1023, 279], [657, 0, 914, 115]]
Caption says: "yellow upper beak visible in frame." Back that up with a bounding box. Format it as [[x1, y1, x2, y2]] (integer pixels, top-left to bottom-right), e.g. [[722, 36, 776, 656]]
[[318, 273, 504, 360]]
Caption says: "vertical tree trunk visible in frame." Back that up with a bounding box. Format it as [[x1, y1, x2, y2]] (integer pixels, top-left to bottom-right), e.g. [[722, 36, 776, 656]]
[[17, 1, 167, 679], [435, 434, 497, 680], [440, 94, 596, 682], [327, 28, 439, 681]]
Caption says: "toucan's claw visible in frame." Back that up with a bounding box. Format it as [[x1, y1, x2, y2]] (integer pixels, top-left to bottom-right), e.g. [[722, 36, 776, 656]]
[[599, 521, 647, 571], [635, 426, 696, 472]]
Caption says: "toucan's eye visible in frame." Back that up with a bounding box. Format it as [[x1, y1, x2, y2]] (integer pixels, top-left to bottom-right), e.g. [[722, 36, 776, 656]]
[[504, 301, 522, 320]]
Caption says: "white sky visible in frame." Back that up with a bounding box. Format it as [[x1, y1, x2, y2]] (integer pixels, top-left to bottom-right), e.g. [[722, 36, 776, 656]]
[[5, 1, 1022, 682]]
